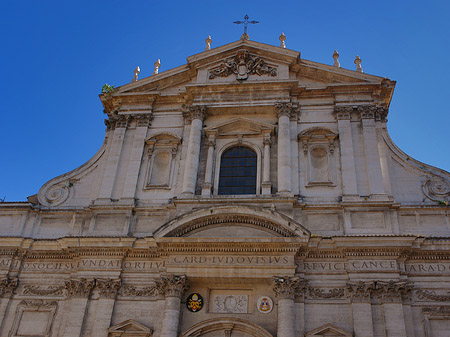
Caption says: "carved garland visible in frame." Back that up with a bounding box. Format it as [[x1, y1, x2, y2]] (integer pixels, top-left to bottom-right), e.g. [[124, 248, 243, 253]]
[[417, 289, 450, 301]]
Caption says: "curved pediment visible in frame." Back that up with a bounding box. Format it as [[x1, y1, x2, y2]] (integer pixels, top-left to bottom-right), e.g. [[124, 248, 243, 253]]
[[181, 318, 273, 337], [153, 206, 309, 238]]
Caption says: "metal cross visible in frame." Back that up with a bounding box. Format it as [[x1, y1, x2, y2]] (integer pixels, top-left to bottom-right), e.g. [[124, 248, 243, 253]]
[[233, 15, 259, 35]]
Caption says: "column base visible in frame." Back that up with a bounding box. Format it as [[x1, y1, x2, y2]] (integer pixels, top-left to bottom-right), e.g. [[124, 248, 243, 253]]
[[201, 183, 212, 196], [261, 182, 272, 195]]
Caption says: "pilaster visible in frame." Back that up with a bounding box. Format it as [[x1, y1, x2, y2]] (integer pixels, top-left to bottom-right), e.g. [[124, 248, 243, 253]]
[[181, 106, 206, 196], [0, 277, 18, 334], [346, 281, 375, 337], [262, 133, 272, 195], [202, 133, 216, 196]]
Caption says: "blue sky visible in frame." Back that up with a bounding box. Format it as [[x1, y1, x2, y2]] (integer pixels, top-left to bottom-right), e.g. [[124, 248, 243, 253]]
[[1, 0, 449, 201]]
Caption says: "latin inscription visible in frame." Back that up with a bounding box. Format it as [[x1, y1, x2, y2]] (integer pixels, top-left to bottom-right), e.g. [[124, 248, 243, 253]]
[[170, 255, 291, 266]]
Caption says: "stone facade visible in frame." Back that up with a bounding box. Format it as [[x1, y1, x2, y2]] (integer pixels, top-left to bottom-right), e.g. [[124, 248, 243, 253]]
[[0, 38, 449, 337]]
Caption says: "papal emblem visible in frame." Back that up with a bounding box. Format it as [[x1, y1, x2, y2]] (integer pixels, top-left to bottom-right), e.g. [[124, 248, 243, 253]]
[[187, 293, 203, 312], [256, 296, 273, 314]]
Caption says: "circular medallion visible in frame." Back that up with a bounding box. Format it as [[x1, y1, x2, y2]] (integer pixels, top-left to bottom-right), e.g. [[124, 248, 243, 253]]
[[186, 293, 203, 312], [256, 296, 273, 314]]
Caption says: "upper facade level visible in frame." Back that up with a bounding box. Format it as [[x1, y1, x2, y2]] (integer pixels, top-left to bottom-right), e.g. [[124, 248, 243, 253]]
[[1, 37, 449, 238]]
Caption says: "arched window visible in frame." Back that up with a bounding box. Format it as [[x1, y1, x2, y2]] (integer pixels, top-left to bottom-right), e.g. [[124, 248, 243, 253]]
[[218, 146, 257, 195]]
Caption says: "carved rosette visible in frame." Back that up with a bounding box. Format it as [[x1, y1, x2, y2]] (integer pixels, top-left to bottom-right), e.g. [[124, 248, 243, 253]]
[[155, 275, 188, 298], [65, 278, 95, 298], [0, 277, 18, 297], [374, 281, 414, 303], [346, 281, 375, 303], [208, 49, 277, 80], [275, 102, 297, 120], [334, 106, 353, 120], [272, 276, 308, 300], [183, 105, 207, 123], [96, 278, 122, 299]]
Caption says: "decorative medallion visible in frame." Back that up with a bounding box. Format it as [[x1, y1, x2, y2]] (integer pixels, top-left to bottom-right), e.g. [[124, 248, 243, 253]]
[[209, 49, 277, 80], [256, 296, 273, 314], [186, 293, 203, 312]]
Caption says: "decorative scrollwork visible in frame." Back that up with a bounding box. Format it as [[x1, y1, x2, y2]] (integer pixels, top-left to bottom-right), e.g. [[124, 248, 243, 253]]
[[65, 278, 95, 298], [0, 277, 18, 297], [95, 278, 122, 299], [155, 274, 188, 298], [209, 49, 277, 80], [43, 183, 70, 206], [19, 299, 58, 307], [422, 178, 450, 203]]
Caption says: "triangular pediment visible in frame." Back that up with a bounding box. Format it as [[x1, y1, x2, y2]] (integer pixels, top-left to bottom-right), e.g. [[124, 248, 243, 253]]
[[108, 319, 152, 337], [204, 117, 274, 137], [305, 324, 352, 337]]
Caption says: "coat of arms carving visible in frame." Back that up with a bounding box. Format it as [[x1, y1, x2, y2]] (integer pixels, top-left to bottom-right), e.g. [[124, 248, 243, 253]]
[[209, 49, 277, 80]]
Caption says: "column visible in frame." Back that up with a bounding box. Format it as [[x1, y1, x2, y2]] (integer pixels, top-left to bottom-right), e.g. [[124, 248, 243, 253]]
[[97, 115, 130, 204], [335, 106, 359, 200], [90, 278, 122, 337], [375, 281, 411, 337], [157, 275, 188, 337], [0, 277, 18, 334], [347, 281, 375, 337], [261, 132, 272, 195], [121, 115, 152, 203], [358, 106, 386, 198], [63, 278, 95, 337], [181, 106, 206, 196], [276, 103, 295, 195], [273, 276, 307, 337], [202, 133, 216, 196]]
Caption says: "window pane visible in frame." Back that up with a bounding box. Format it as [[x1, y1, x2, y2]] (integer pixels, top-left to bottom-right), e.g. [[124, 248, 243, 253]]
[[218, 146, 257, 195]]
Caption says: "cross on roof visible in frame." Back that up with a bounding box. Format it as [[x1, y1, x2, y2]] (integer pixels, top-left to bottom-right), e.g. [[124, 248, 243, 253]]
[[233, 15, 259, 38]]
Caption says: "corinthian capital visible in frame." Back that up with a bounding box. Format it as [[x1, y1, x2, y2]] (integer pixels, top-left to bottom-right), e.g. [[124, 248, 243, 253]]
[[374, 280, 413, 303], [95, 278, 122, 299], [0, 277, 18, 297], [183, 105, 207, 122], [275, 102, 297, 119], [156, 275, 188, 298], [272, 276, 307, 300], [334, 105, 353, 120], [346, 281, 375, 302], [65, 278, 95, 298]]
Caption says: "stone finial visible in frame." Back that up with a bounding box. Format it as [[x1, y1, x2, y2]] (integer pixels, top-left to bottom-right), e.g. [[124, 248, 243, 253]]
[[132, 66, 140, 82], [241, 33, 250, 41], [153, 59, 161, 75], [354, 55, 363, 73], [279, 32, 286, 48], [333, 50, 340, 67], [205, 35, 212, 51]]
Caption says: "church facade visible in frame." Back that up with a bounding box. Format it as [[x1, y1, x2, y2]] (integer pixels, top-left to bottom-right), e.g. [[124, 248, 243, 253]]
[[0, 36, 449, 337]]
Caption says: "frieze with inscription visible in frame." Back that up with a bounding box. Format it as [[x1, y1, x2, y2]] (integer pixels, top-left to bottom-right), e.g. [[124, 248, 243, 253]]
[[170, 255, 291, 266]]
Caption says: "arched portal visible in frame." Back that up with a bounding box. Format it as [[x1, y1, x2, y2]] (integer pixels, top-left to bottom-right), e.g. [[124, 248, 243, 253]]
[[181, 318, 273, 337]]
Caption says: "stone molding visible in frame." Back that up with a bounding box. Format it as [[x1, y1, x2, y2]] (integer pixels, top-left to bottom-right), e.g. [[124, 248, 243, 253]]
[[65, 278, 96, 298], [275, 102, 298, 120], [183, 105, 206, 122], [19, 299, 58, 307], [272, 276, 307, 300], [155, 274, 188, 298], [0, 277, 18, 297], [208, 49, 277, 80]]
